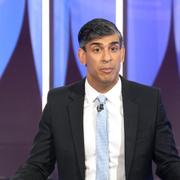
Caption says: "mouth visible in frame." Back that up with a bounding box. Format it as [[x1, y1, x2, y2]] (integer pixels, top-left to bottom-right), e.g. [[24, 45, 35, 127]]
[[100, 67, 113, 74]]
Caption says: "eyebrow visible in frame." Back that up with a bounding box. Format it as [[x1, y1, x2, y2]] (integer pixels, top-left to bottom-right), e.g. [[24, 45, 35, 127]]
[[89, 41, 120, 47]]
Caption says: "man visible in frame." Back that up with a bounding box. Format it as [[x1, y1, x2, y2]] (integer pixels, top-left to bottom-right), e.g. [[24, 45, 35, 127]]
[[12, 18, 180, 180]]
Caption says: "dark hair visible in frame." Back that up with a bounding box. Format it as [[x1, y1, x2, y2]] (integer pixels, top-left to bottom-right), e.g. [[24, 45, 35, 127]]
[[78, 18, 124, 49]]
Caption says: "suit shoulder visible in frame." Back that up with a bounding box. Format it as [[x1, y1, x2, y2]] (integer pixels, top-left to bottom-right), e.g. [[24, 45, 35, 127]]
[[48, 85, 69, 97], [122, 77, 160, 99], [128, 79, 159, 92], [47, 79, 84, 101]]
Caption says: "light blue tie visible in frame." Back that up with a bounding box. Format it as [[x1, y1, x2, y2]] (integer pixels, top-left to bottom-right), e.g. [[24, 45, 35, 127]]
[[96, 95, 109, 180]]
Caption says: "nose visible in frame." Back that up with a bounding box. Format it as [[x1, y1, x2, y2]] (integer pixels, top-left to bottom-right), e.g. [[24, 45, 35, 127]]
[[102, 49, 111, 63]]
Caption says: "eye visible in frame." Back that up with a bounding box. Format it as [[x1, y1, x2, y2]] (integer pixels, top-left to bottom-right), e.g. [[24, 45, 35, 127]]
[[110, 45, 120, 52], [92, 47, 101, 53]]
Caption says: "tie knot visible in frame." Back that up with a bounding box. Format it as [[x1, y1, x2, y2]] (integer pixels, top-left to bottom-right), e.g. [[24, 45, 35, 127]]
[[96, 95, 107, 105]]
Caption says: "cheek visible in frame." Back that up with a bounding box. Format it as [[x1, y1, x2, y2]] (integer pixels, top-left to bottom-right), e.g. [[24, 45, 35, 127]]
[[86, 56, 98, 69], [113, 58, 121, 72], [115, 55, 122, 65], [87, 62, 98, 74], [87, 62, 101, 78]]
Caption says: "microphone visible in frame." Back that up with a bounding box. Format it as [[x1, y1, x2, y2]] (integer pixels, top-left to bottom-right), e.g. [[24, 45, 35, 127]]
[[97, 104, 104, 112]]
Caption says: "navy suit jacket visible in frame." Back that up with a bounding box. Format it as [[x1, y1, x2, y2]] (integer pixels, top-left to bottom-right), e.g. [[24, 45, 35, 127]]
[[12, 77, 180, 180]]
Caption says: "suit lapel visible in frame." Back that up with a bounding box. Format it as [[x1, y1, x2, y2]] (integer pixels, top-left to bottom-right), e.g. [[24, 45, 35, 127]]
[[67, 80, 85, 179], [121, 77, 139, 179]]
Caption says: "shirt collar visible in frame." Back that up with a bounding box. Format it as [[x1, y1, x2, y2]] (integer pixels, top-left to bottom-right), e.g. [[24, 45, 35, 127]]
[[85, 79, 99, 104], [85, 77, 122, 104], [104, 78, 122, 103]]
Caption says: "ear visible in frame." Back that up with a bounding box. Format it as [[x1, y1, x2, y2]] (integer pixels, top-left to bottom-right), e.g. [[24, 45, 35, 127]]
[[120, 47, 125, 63], [78, 48, 87, 65]]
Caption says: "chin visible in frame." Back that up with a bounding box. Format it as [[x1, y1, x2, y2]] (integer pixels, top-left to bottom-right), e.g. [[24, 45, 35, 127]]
[[100, 78, 116, 85]]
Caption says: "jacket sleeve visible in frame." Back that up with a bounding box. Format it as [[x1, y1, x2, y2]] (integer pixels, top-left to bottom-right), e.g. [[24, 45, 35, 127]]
[[11, 93, 56, 180], [153, 90, 180, 180]]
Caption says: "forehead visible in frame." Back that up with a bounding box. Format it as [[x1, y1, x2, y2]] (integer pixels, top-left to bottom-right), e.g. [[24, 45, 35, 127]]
[[87, 34, 120, 47]]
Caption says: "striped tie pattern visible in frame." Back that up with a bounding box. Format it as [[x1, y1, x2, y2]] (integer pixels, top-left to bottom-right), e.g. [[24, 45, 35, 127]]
[[96, 95, 109, 180]]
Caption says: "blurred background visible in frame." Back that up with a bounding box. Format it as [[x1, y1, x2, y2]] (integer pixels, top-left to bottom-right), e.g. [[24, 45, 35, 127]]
[[0, 0, 179, 179]]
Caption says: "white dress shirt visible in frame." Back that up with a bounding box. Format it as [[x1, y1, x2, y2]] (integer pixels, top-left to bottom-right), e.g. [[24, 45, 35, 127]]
[[83, 78, 125, 180]]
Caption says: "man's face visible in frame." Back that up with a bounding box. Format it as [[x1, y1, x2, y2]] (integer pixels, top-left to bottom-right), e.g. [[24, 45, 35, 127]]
[[78, 34, 125, 92]]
